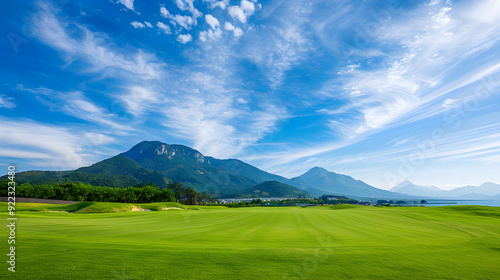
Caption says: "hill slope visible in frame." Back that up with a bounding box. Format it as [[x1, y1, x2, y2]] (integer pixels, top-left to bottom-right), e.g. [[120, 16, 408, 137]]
[[296, 167, 412, 199], [7, 155, 167, 188], [229, 181, 310, 198]]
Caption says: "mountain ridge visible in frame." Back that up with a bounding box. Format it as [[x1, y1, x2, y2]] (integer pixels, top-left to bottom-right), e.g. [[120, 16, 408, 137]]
[[1, 140, 453, 199], [390, 180, 500, 198]]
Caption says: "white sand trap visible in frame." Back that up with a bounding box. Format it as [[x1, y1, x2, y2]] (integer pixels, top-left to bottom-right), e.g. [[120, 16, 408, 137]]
[[131, 205, 144, 211], [162, 207, 182, 210]]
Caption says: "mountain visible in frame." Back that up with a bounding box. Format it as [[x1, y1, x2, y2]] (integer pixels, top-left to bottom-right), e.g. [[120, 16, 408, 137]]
[[229, 181, 310, 198], [7, 141, 300, 197], [119, 141, 290, 194], [490, 193, 500, 200], [3, 140, 422, 199], [276, 177, 327, 197], [7, 155, 168, 188], [390, 180, 445, 197], [390, 181, 500, 198], [447, 182, 500, 197], [295, 167, 412, 199]]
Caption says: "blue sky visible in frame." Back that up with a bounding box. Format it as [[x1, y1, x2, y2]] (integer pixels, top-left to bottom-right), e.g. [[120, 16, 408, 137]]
[[1, 0, 500, 190]]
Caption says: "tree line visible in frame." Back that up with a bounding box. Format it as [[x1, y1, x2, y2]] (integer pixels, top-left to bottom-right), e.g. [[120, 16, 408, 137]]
[[0, 181, 218, 205]]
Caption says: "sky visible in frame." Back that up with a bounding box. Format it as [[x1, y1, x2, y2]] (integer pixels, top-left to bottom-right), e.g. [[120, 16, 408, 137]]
[[1, 0, 500, 190]]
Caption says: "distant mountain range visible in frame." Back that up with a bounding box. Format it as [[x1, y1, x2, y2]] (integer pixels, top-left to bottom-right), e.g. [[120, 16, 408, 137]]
[[2, 140, 474, 199], [390, 180, 500, 199]]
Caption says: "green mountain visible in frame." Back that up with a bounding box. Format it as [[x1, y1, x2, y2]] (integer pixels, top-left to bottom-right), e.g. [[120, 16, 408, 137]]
[[120, 141, 283, 194], [229, 181, 310, 198], [8, 155, 168, 188]]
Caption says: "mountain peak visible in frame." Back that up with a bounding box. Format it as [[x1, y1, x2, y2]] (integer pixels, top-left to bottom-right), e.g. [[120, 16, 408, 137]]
[[308, 166, 329, 174], [397, 179, 414, 187], [124, 141, 207, 164]]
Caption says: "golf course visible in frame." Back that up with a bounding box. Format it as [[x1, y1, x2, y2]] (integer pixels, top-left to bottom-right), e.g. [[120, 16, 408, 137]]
[[1, 203, 500, 279]]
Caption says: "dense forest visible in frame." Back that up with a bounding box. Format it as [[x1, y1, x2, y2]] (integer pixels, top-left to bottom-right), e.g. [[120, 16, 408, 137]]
[[1, 181, 217, 205]]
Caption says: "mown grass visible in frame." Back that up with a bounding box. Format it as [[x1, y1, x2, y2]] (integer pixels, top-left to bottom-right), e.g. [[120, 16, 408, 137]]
[[0, 201, 186, 213], [0, 205, 499, 279], [329, 204, 361, 209]]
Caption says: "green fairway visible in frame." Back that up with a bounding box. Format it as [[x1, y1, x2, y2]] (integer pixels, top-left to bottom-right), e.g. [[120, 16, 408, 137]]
[[1, 204, 500, 279]]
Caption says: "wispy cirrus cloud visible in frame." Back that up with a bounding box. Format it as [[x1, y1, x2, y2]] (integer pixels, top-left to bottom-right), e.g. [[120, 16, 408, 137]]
[[0, 117, 114, 169], [0, 95, 16, 109]]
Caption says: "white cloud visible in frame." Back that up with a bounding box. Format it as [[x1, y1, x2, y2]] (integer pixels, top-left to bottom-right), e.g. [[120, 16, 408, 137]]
[[205, 0, 228, 10], [156, 21, 171, 34], [161, 7, 196, 30], [241, 2, 313, 88], [467, 0, 500, 24], [0, 95, 16, 108], [177, 33, 193, 44], [144, 21, 153, 28], [162, 93, 288, 158], [19, 86, 133, 132], [228, 6, 246, 23], [199, 15, 223, 42], [131, 21, 145, 28], [337, 64, 361, 74], [205, 14, 219, 29], [83, 133, 116, 145], [228, 0, 256, 23], [119, 86, 159, 117], [175, 0, 202, 19], [240, 0, 255, 14], [442, 98, 457, 108], [0, 118, 108, 169], [224, 22, 243, 38], [233, 28, 243, 38], [224, 22, 234, 30], [236, 97, 248, 104], [160, 7, 170, 18], [173, 15, 196, 30], [33, 2, 164, 80], [118, 0, 134, 11], [199, 28, 222, 42]]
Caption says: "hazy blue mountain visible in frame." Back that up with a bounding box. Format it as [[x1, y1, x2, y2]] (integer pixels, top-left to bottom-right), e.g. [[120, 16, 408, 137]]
[[229, 180, 310, 198], [296, 167, 412, 199], [490, 193, 500, 200], [390, 181, 500, 198], [447, 182, 500, 197], [390, 180, 445, 197]]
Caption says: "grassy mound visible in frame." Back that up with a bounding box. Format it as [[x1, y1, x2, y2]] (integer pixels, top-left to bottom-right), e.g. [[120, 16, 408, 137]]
[[135, 202, 186, 211], [329, 204, 360, 209], [433, 205, 500, 218], [0, 201, 186, 213]]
